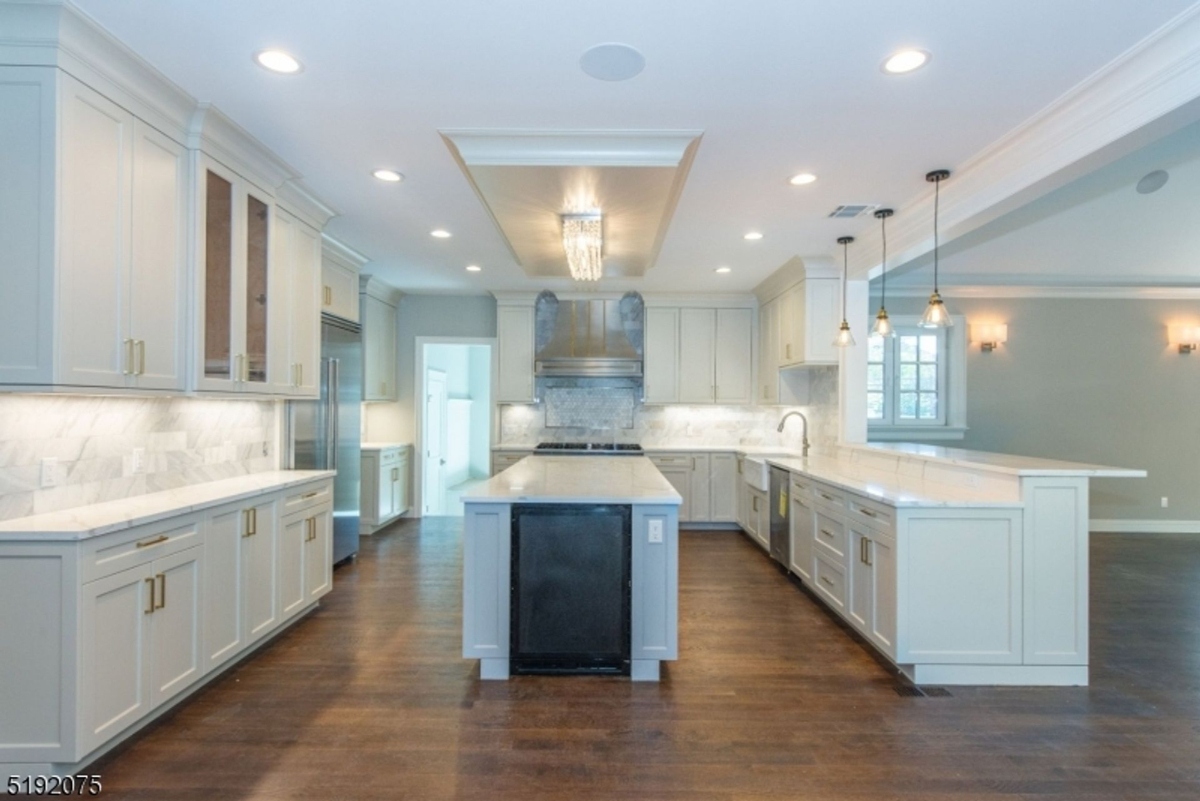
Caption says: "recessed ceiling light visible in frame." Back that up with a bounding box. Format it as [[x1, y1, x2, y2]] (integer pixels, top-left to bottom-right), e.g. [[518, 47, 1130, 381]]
[[789, 173, 817, 186], [1136, 170, 1169, 194], [372, 169, 403, 183], [466, 265, 482, 272], [580, 43, 646, 81], [882, 49, 930, 74], [715, 266, 732, 274], [430, 229, 452, 239], [743, 232, 763, 241], [254, 49, 303, 74]]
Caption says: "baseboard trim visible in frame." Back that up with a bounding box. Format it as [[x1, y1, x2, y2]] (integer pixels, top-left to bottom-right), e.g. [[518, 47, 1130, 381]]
[[1089, 519, 1200, 534]]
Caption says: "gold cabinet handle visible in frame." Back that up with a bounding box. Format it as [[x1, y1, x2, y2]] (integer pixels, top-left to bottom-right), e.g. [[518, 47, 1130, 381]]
[[244, 508, 257, 537], [820, 492, 834, 502], [787, 343, 792, 360], [859, 508, 877, 518], [136, 534, 169, 549], [323, 286, 332, 306], [298, 362, 303, 387], [137, 340, 146, 375], [752, 496, 759, 512], [123, 338, 134, 376], [864, 539, 873, 567], [820, 575, 834, 588], [145, 577, 156, 614], [156, 573, 166, 609], [301, 491, 320, 500], [819, 528, 833, 539], [691, 457, 696, 470]]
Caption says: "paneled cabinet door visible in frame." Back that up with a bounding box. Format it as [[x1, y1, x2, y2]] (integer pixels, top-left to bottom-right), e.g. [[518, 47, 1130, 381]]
[[868, 534, 897, 657], [57, 74, 133, 389], [128, 119, 187, 391], [195, 156, 245, 393], [321, 258, 359, 323], [710, 453, 738, 522], [643, 307, 679, 404], [803, 278, 840, 365], [305, 507, 333, 601], [203, 506, 244, 669], [779, 285, 804, 367], [715, 308, 753, 404], [687, 454, 711, 522], [848, 526, 872, 632], [291, 220, 322, 397], [790, 493, 814, 583], [496, 306, 535, 402], [267, 210, 297, 395], [149, 547, 203, 707], [279, 514, 308, 620], [376, 458, 394, 521], [657, 466, 691, 523], [243, 500, 279, 644], [757, 301, 778, 404], [79, 563, 154, 756], [678, 309, 716, 403], [362, 295, 398, 401]]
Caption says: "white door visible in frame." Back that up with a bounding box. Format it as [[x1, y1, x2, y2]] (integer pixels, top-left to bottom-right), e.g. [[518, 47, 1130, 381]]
[[279, 513, 308, 620], [715, 308, 753, 404], [79, 564, 154, 755], [243, 500, 279, 644], [789, 493, 814, 584], [678, 308, 716, 403], [128, 118, 187, 391], [423, 369, 448, 515], [149, 547, 204, 707], [709, 454, 738, 522], [496, 306, 534, 402], [305, 508, 333, 601], [203, 505, 244, 669], [643, 307, 679, 403], [58, 74, 133, 389]]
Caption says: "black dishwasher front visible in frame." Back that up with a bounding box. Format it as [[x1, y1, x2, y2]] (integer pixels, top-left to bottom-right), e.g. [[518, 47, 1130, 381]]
[[769, 466, 790, 566]]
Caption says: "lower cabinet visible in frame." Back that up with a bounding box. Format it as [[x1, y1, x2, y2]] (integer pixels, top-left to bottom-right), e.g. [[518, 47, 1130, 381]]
[[491, 449, 531, 476], [710, 453, 738, 522], [361, 446, 410, 532], [305, 506, 333, 601], [654, 463, 692, 522], [745, 487, 768, 549], [789, 490, 814, 583], [202, 498, 279, 670]]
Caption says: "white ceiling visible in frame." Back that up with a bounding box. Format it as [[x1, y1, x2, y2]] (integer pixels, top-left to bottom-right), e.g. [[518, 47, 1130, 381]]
[[74, 0, 1198, 293], [885, 117, 1200, 290]]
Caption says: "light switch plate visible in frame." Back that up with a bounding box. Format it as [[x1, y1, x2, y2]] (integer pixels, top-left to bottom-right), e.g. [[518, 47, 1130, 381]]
[[40, 457, 63, 489], [131, 448, 145, 475], [648, 519, 664, 543]]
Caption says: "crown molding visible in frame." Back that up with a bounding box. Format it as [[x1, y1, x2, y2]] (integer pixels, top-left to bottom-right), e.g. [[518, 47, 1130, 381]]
[[276, 179, 338, 230], [876, 284, 1200, 300], [321, 234, 371, 269], [187, 104, 298, 194], [360, 275, 403, 306], [846, 2, 1200, 282], [440, 128, 706, 167], [753, 255, 840, 305]]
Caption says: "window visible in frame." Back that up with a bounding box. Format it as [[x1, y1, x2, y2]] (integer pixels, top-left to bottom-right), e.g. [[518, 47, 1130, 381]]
[[867, 316, 967, 440]]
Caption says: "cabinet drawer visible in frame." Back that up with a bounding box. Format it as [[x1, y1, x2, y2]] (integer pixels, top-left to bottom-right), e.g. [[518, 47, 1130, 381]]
[[813, 553, 847, 611], [492, 452, 529, 474], [810, 482, 846, 509], [814, 511, 847, 563], [790, 474, 813, 497], [379, 448, 403, 466], [649, 453, 692, 467], [283, 481, 332, 515], [82, 517, 201, 583], [848, 496, 894, 531]]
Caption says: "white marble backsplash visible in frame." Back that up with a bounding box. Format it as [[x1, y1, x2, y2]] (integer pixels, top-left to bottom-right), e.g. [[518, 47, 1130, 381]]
[[0, 396, 278, 522], [501, 367, 839, 452]]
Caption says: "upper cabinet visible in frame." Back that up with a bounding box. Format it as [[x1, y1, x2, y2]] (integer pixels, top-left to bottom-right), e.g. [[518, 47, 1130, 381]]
[[0, 69, 188, 392], [644, 303, 754, 405], [361, 277, 401, 402], [321, 237, 367, 324], [496, 305, 535, 403], [754, 258, 841, 405], [0, 10, 344, 398]]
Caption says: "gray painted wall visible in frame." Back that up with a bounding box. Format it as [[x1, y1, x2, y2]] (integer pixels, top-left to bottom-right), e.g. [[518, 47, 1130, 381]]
[[877, 295, 1200, 521]]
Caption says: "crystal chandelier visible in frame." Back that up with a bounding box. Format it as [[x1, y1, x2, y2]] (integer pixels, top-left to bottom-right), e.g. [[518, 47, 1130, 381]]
[[561, 212, 603, 282]]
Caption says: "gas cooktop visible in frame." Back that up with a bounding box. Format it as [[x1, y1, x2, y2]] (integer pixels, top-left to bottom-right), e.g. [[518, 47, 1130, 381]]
[[534, 442, 645, 456]]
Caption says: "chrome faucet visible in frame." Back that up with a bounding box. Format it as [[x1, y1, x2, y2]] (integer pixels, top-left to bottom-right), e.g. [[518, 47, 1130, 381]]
[[777, 411, 810, 458]]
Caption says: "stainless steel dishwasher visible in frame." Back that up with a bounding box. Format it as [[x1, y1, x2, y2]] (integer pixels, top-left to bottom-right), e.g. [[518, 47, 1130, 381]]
[[769, 466, 790, 566]]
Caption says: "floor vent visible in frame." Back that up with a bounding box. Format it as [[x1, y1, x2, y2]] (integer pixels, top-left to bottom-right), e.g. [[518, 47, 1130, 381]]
[[894, 684, 925, 697], [923, 687, 953, 697], [828, 204, 880, 219]]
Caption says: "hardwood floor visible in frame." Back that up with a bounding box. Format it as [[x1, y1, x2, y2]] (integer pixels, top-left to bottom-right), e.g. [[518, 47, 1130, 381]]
[[86, 523, 1200, 800]]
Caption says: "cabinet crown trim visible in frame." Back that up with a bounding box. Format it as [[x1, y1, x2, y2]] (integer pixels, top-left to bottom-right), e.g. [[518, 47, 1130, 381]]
[[753, 255, 839, 305]]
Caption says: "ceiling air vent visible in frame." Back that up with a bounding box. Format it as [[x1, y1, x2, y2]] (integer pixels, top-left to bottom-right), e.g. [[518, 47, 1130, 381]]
[[827, 204, 880, 219]]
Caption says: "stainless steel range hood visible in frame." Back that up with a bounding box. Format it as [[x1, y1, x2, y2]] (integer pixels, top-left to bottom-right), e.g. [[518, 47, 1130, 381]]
[[534, 291, 644, 378]]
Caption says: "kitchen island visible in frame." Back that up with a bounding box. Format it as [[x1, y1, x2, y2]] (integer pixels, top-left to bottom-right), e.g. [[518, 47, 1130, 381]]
[[460, 455, 681, 681]]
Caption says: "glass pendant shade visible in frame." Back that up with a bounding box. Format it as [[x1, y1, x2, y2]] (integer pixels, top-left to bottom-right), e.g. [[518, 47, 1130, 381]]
[[872, 308, 895, 338], [920, 291, 952, 328], [834, 320, 856, 348]]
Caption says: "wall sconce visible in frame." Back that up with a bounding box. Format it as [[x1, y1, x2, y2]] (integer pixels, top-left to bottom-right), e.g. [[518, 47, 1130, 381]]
[[1168, 324, 1199, 354], [970, 323, 1008, 352]]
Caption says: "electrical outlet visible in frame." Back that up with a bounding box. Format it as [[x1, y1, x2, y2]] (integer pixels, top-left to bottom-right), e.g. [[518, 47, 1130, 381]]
[[1162, 496, 1169, 509], [131, 448, 145, 475], [648, 519, 664, 543], [40, 457, 64, 489]]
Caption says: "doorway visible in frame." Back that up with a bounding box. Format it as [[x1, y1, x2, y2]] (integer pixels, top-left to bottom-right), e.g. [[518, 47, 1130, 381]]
[[416, 339, 494, 516]]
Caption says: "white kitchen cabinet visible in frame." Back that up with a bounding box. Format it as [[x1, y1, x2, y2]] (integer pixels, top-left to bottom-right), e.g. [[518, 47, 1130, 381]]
[[148, 546, 204, 707], [279, 513, 308, 621], [361, 445, 411, 532], [746, 487, 768, 549], [736, 457, 749, 530], [496, 305, 535, 403], [491, 450, 532, 475], [758, 299, 779, 404], [203, 506, 245, 669], [657, 466, 691, 522], [643, 307, 680, 404], [268, 209, 321, 397], [321, 254, 360, 323], [847, 523, 897, 659], [362, 293, 398, 401], [710, 453, 738, 523], [242, 500, 280, 645], [649, 452, 722, 524], [688, 453, 711, 522], [305, 506, 333, 601], [679, 309, 716, 403], [715, 309, 754, 405], [789, 489, 815, 584], [0, 69, 188, 392], [776, 277, 840, 368]]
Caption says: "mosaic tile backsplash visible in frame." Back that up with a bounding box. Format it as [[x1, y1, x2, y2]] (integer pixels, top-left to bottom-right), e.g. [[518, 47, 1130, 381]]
[[502, 367, 839, 451], [0, 396, 278, 522]]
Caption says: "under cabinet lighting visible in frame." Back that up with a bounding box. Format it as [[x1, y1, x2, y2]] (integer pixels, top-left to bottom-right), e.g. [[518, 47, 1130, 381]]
[[1168, 324, 1199, 354], [970, 323, 1008, 352]]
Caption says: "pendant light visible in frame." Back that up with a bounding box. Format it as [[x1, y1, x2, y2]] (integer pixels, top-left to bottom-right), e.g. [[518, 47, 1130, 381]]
[[920, 169, 953, 328], [872, 208, 896, 338], [833, 236, 856, 348]]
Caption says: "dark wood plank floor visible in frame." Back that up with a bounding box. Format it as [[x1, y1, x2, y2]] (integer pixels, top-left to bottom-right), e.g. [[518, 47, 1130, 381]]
[[86, 523, 1200, 800]]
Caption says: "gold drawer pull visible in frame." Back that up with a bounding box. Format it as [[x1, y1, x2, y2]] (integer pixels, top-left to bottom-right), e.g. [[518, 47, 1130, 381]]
[[820, 576, 834, 588], [819, 492, 835, 502], [136, 534, 169, 549], [301, 491, 321, 500], [819, 529, 834, 538], [859, 508, 877, 518]]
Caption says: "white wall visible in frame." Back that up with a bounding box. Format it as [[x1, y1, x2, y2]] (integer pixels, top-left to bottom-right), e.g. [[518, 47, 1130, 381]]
[[424, 342, 492, 488]]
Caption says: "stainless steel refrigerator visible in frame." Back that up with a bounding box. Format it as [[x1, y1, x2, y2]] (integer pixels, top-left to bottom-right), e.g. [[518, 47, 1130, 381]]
[[289, 315, 362, 565]]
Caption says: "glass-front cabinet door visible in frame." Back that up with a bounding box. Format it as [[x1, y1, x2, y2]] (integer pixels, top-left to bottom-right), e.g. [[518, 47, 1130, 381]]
[[201, 166, 236, 387], [244, 192, 271, 388]]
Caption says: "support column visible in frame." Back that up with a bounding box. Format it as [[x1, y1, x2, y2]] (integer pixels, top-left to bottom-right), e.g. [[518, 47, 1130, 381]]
[[838, 278, 870, 444]]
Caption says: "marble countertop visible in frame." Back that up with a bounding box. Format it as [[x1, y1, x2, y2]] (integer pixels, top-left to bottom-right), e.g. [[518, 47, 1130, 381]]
[[852, 442, 1147, 477], [463, 455, 682, 506], [361, 441, 412, 451], [0, 470, 336, 541]]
